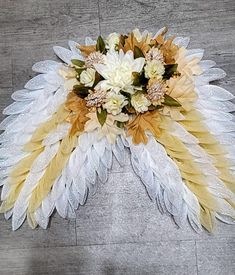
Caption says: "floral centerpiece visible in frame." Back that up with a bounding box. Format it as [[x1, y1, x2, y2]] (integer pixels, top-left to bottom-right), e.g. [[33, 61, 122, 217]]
[[65, 28, 184, 144]]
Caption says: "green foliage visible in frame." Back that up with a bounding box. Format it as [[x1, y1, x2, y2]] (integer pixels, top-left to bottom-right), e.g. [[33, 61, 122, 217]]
[[73, 85, 89, 98], [71, 59, 85, 67], [96, 36, 106, 53], [163, 94, 181, 107], [75, 68, 86, 76], [132, 72, 148, 86], [116, 121, 125, 128], [97, 107, 107, 126], [163, 64, 178, 79], [134, 46, 145, 58]]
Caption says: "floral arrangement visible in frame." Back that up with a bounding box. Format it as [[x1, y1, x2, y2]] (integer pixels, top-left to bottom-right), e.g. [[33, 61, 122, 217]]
[[0, 28, 234, 232], [65, 28, 183, 144]]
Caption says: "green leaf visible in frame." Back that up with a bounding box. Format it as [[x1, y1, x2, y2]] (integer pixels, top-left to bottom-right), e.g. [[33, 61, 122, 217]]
[[163, 64, 178, 79], [132, 72, 148, 86], [71, 59, 85, 67], [97, 108, 107, 126], [117, 121, 125, 128], [163, 94, 181, 107], [93, 72, 102, 86], [148, 105, 163, 111], [73, 85, 89, 98], [75, 68, 86, 76], [96, 36, 106, 53], [132, 72, 141, 86], [134, 46, 145, 58]]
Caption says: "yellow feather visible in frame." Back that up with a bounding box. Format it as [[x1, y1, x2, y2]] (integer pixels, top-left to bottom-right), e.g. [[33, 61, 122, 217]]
[[156, 116, 231, 231], [27, 135, 77, 216], [179, 110, 235, 194], [200, 205, 215, 232], [29, 105, 69, 145], [27, 211, 38, 229], [0, 105, 68, 215], [0, 148, 44, 213], [10, 150, 43, 178]]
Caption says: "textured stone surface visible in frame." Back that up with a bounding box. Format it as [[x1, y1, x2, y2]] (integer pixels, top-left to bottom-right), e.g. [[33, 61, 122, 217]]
[[0, 0, 100, 46], [0, 0, 235, 274], [196, 240, 235, 275], [0, 213, 76, 250], [0, 44, 12, 87], [0, 87, 13, 121]]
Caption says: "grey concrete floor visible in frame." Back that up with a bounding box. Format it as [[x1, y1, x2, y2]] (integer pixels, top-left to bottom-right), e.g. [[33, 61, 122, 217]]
[[0, 0, 235, 274]]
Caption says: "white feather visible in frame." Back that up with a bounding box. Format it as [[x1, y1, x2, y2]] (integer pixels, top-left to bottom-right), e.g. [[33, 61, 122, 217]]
[[32, 60, 60, 73], [53, 46, 82, 64], [173, 37, 190, 48], [24, 74, 46, 90], [68, 40, 84, 58], [186, 49, 204, 60], [35, 131, 113, 225], [124, 134, 202, 231]]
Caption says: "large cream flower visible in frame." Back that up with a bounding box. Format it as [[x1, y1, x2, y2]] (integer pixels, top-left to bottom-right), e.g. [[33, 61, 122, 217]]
[[94, 50, 145, 94], [103, 91, 128, 115]]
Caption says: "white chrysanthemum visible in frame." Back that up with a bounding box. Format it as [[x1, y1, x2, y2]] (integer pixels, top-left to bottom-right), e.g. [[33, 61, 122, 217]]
[[103, 91, 128, 115], [144, 60, 165, 79], [94, 50, 145, 94], [106, 32, 120, 50], [80, 68, 96, 87], [131, 92, 151, 113]]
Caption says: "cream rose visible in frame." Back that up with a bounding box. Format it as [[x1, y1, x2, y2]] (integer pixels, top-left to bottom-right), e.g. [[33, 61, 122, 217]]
[[103, 92, 128, 115], [144, 60, 165, 79], [80, 68, 96, 87], [131, 92, 151, 113]]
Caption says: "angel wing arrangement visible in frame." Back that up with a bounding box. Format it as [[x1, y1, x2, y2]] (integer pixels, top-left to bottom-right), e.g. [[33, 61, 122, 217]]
[[0, 27, 234, 232]]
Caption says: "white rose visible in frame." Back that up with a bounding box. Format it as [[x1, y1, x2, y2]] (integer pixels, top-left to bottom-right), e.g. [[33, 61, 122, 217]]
[[103, 92, 128, 115], [131, 92, 151, 113], [144, 60, 165, 79], [106, 32, 120, 50], [80, 68, 96, 87]]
